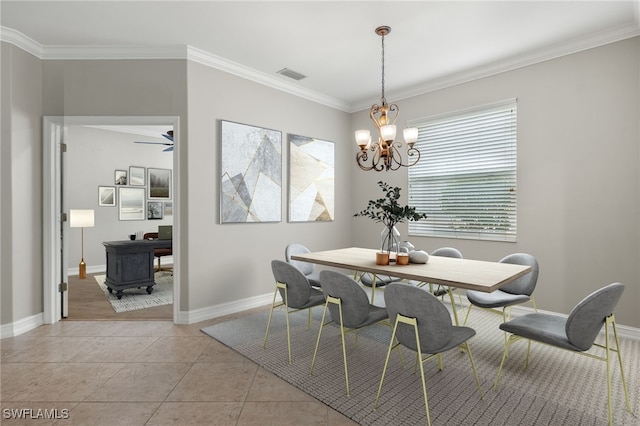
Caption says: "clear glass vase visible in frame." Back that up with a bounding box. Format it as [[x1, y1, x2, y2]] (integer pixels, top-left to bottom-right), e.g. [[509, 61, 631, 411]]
[[380, 226, 400, 258]]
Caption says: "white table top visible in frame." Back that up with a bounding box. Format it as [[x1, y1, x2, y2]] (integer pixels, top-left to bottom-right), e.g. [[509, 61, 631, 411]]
[[291, 247, 531, 293]]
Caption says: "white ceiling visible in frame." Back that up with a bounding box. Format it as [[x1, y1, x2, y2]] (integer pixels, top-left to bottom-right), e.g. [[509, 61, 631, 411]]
[[1, 1, 638, 112]]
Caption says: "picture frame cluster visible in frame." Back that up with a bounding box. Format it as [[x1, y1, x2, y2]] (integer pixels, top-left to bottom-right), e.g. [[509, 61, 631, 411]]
[[98, 166, 172, 221]]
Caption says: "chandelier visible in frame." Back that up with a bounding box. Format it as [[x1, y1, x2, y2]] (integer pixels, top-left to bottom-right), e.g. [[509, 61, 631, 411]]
[[355, 26, 420, 172]]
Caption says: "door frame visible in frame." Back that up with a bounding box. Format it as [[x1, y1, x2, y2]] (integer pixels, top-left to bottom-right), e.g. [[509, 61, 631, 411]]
[[43, 115, 181, 323]]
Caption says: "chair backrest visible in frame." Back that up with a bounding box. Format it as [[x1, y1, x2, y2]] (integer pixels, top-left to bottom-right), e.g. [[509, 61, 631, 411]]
[[285, 243, 314, 276], [385, 283, 453, 353], [498, 253, 539, 296], [566, 282, 625, 351], [143, 232, 158, 240], [319, 270, 371, 328], [430, 247, 463, 259], [271, 260, 312, 309]]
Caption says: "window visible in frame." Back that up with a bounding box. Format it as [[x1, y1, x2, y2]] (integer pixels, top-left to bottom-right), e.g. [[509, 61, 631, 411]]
[[408, 99, 517, 241]]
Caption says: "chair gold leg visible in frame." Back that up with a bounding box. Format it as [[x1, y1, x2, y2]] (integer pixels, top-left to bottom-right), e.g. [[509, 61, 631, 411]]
[[413, 321, 431, 426], [310, 302, 330, 376], [337, 300, 350, 396], [609, 316, 632, 413], [493, 334, 517, 389], [375, 318, 400, 411], [283, 287, 292, 364], [263, 287, 279, 349], [463, 342, 484, 399]]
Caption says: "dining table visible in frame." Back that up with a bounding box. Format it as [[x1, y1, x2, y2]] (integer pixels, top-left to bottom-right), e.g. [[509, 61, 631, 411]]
[[291, 247, 532, 325]]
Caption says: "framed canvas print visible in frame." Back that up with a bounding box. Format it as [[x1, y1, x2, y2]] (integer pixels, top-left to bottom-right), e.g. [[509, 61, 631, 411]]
[[148, 168, 172, 199], [129, 166, 145, 186], [114, 170, 127, 185], [288, 134, 335, 222], [147, 201, 163, 220], [118, 187, 145, 221], [163, 201, 173, 217], [220, 120, 282, 223], [98, 186, 116, 207]]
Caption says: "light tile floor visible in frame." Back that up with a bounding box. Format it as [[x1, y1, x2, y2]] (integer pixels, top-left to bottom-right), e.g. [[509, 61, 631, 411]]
[[0, 309, 358, 425]]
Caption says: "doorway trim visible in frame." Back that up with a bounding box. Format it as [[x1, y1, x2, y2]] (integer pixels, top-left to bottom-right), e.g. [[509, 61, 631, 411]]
[[43, 115, 181, 323]]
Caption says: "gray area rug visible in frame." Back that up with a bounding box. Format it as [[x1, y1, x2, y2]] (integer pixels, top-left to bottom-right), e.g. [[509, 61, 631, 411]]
[[94, 271, 173, 312], [202, 301, 639, 425]]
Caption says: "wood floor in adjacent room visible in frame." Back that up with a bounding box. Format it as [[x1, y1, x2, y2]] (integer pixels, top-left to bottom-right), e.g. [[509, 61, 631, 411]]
[[66, 272, 173, 320]]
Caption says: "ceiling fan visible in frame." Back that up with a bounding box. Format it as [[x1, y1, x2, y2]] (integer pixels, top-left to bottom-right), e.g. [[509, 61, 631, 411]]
[[134, 130, 174, 152]]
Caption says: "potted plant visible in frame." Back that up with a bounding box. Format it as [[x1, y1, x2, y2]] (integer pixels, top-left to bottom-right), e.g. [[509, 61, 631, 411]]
[[354, 181, 428, 264]]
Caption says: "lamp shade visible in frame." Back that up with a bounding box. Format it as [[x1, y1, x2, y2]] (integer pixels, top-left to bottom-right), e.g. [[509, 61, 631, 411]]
[[355, 129, 371, 149], [380, 125, 396, 141], [69, 209, 95, 228], [403, 127, 419, 146]]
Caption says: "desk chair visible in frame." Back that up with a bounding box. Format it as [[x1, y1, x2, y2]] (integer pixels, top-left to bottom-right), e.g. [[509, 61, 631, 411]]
[[310, 270, 389, 396], [264, 260, 326, 364], [375, 284, 483, 426], [142, 232, 172, 272], [494, 282, 631, 426]]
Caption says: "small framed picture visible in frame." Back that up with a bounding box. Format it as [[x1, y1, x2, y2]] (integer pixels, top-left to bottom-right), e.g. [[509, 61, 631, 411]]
[[98, 186, 116, 206], [148, 168, 172, 199], [129, 166, 145, 186], [163, 201, 173, 217], [147, 201, 164, 220], [118, 187, 145, 221], [115, 170, 127, 185]]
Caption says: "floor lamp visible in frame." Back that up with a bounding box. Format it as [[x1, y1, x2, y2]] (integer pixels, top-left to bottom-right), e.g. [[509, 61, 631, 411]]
[[69, 209, 95, 279]]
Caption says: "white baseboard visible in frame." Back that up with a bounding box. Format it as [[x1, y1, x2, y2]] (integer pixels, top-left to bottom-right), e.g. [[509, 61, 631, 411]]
[[0, 312, 44, 339], [178, 291, 278, 324]]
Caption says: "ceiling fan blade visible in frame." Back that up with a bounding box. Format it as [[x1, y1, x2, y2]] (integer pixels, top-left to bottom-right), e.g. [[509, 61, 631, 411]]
[[163, 146, 174, 152], [162, 132, 174, 142], [134, 141, 172, 146]]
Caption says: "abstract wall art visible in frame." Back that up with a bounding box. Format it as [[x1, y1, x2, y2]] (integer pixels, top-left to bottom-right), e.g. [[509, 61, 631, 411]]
[[220, 120, 282, 223], [288, 134, 335, 222]]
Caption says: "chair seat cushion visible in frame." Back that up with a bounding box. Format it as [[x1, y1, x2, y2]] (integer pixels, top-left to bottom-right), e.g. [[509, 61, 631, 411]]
[[154, 248, 172, 256], [467, 289, 530, 308], [352, 305, 389, 328], [360, 273, 398, 287], [306, 271, 322, 288], [296, 288, 326, 310], [499, 313, 583, 351]]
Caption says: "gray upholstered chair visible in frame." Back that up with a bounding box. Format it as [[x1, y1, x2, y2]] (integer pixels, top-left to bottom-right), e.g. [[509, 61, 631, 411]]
[[428, 247, 464, 297], [374, 284, 483, 426], [310, 270, 389, 396], [494, 282, 631, 426], [285, 243, 322, 287], [263, 260, 326, 364], [464, 253, 539, 335]]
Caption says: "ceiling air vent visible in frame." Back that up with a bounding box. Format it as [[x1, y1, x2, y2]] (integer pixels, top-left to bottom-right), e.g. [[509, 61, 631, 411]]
[[277, 68, 307, 81]]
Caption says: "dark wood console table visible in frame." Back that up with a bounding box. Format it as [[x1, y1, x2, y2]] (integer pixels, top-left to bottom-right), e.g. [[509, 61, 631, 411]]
[[102, 239, 173, 299]]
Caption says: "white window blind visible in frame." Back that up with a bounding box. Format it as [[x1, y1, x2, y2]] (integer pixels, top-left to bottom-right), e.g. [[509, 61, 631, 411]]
[[408, 99, 517, 241]]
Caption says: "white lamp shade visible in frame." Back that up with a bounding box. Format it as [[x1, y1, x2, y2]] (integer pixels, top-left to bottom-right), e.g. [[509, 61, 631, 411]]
[[403, 127, 419, 145], [69, 209, 95, 228], [380, 124, 396, 141], [355, 129, 371, 148]]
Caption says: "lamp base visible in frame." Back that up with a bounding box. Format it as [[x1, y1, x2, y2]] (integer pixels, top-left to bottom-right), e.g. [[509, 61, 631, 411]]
[[79, 259, 87, 279]]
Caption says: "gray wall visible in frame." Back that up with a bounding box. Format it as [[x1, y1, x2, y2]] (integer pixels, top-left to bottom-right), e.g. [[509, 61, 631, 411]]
[[1, 44, 43, 325], [1, 36, 638, 329], [66, 125, 174, 271], [184, 61, 352, 311], [351, 37, 640, 327]]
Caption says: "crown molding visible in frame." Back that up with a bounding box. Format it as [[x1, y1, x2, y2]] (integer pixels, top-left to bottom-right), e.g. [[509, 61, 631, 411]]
[[2, 24, 637, 114], [351, 24, 640, 113], [0, 26, 43, 58], [185, 46, 351, 112]]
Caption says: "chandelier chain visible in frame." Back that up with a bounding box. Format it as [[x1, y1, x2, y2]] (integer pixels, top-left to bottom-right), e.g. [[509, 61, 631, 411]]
[[380, 32, 386, 104]]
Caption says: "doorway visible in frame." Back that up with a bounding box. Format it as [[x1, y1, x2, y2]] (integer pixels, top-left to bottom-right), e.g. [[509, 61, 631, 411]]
[[43, 116, 181, 323]]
